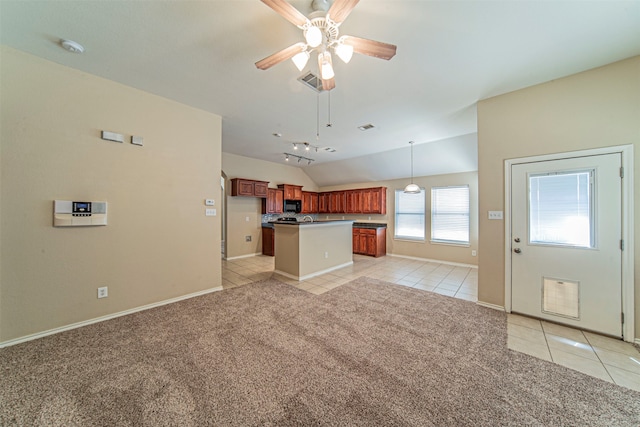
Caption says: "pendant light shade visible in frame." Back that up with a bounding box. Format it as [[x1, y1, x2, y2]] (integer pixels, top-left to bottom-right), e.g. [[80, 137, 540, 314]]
[[404, 141, 421, 194]]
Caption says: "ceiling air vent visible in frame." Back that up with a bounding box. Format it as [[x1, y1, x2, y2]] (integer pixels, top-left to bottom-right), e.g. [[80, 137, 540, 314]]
[[358, 124, 375, 131], [298, 72, 325, 92]]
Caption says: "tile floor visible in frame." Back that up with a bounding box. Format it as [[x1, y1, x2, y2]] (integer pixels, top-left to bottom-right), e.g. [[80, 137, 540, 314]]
[[222, 254, 640, 392]]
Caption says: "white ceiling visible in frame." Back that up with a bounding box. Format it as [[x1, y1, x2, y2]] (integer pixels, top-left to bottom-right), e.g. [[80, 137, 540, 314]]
[[2, 0, 639, 186]]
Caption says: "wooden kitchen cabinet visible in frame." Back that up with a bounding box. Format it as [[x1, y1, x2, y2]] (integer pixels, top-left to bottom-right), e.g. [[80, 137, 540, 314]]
[[318, 192, 331, 213], [262, 226, 274, 256], [262, 188, 283, 214], [301, 191, 319, 213], [345, 190, 360, 214], [329, 191, 346, 213], [230, 178, 269, 198], [318, 187, 386, 214], [352, 226, 386, 257], [278, 184, 303, 200]]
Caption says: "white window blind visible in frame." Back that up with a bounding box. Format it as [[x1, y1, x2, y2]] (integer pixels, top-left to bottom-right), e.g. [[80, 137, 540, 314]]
[[395, 189, 425, 240], [431, 186, 470, 244], [529, 170, 593, 247]]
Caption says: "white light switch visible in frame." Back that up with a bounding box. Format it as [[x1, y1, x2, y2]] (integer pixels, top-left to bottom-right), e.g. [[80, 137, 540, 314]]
[[205, 199, 215, 206], [206, 209, 216, 216], [488, 211, 503, 220]]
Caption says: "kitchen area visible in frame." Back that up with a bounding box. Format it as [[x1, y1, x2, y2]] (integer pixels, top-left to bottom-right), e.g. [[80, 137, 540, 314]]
[[230, 178, 388, 280]]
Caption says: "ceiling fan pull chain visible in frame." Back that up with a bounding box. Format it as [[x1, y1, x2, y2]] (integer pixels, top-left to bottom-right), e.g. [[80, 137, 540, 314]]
[[316, 91, 320, 140], [326, 90, 332, 128]]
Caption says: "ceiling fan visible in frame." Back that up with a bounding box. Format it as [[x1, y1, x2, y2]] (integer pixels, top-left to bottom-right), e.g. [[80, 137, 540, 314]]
[[255, 0, 397, 91]]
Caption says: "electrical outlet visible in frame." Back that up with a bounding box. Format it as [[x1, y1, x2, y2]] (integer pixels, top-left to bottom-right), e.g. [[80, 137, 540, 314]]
[[472, 250, 477, 256], [245, 235, 252, 242], [324, 251, 329, 259], [97, 286, 108, 299]]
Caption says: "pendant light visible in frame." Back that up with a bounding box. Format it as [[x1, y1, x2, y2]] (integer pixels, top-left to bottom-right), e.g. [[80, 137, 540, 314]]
[[404, 141, 420, 193]]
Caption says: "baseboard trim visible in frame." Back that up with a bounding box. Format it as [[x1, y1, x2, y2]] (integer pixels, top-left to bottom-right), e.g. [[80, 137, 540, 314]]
[[0, 286, 224, 349], [388, 253, 478, 269], [224, 252, 262, 261], [476, 301, 505, 311], [275, 261, 354, 282]]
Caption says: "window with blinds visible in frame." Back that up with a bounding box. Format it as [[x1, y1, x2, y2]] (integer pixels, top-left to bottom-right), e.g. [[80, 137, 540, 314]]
[[431, 186, 470, 244], [529, 170, 593, 248], [395, 189, 425, 240]]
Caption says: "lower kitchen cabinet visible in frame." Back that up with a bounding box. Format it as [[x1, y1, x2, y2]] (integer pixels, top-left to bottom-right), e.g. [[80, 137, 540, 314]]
[[262, 226, 274, 256], [352, 226, 386, 257]]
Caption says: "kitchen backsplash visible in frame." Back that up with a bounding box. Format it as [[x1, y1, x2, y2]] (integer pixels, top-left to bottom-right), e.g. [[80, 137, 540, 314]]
[[261, 213, 318, 223]]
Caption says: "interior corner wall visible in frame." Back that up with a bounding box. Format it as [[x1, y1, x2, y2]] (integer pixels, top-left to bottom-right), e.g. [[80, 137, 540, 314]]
[[477, 56, 640, 335], [0, 46, 222, 343]]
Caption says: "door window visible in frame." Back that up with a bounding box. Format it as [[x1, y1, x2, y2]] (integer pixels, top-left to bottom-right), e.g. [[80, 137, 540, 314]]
[[528, 170, 594, 248]]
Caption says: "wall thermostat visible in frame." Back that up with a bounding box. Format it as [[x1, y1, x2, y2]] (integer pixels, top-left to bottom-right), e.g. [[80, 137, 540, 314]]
[[53, 200, 107, 227]]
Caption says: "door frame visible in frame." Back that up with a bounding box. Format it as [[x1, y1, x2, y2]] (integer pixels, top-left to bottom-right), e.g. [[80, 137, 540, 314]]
[[504, 145, 634, 342]]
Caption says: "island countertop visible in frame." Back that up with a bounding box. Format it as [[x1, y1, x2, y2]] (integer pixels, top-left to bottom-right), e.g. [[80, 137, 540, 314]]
[[269, 220, 355, 226]]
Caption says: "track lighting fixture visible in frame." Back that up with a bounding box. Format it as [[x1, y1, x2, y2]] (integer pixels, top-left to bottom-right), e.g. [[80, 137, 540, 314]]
[[283, 152, 314, 165]]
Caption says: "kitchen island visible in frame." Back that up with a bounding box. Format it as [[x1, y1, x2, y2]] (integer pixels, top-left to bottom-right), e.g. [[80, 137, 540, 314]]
[[272, 220, 354, 281]]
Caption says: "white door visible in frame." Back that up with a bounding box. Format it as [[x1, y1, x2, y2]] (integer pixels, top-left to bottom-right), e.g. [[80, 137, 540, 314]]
[[511, 153, 623, 337]]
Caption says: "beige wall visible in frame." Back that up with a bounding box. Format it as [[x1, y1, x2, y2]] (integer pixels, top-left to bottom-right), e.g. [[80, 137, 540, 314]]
[[222, 153, 318, 259], [321, 171, 479, 266], [477, 56, 639, 335], [0, 47, 222, 343]]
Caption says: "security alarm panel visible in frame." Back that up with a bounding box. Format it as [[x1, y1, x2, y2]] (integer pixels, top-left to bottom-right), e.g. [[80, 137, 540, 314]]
[[53, 200, 107, 227]]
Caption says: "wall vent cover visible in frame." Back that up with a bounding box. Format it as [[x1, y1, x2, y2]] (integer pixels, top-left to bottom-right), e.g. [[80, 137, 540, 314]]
[[298, 72, 325, 92]]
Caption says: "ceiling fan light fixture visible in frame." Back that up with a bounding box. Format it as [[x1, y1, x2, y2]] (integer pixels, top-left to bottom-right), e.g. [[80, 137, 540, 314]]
[[291, 50, 310, 71], [304, 25, 322, 48], [318, 51, 334, 80], [335, 43, 353, 63]]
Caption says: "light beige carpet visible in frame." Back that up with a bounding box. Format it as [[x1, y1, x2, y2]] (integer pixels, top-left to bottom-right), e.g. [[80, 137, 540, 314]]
[[1, 277, 639, 426]]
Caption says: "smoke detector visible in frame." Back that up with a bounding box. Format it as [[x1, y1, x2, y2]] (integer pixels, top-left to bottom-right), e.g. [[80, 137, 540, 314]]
[[60, 39, 84, 54]]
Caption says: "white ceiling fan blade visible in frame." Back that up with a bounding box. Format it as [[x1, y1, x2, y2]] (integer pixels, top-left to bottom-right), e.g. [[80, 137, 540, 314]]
[[255, 42, 306, 70], [342, 36, 397, 60], [261, 0, 309, 28], [327, 0, 360, 25]]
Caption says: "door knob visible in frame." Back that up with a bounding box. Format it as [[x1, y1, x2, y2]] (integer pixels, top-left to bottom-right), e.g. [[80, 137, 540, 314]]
[[514, 248, 521, 254], [514, 237, 521, 243]]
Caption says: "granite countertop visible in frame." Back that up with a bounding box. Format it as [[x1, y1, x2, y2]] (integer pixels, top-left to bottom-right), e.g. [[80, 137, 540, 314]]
[[264, 221, 386, 228], [269, 220, 355, 226], [352, 222, 387, 228]]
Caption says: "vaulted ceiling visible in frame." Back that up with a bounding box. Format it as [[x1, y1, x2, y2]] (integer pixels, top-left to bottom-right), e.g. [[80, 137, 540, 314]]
[[2, 1, 639, 185]]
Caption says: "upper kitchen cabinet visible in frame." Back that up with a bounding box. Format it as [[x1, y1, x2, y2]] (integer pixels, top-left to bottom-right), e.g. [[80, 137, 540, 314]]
[[230, 178, 269, 198], [318, 192, 331, 213], [278, 184, 303, 201], [319, 187, 386, 215], [362, 187, 387, 215], [301, 191, 319, 214], [262, 188, 283, 214]]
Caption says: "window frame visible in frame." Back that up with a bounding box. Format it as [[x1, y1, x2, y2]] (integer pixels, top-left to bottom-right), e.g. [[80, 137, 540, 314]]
[[394, 188, 426, 241], [430, 185, 470, 246]]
